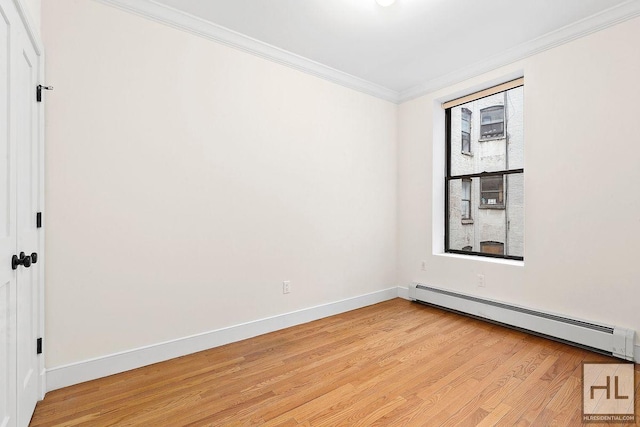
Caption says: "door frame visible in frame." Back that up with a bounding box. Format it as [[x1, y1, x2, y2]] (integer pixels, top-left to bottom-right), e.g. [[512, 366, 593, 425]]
[[12, 0, 45, 400]]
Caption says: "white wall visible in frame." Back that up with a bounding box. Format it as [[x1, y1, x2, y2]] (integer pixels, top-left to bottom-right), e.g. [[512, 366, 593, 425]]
[[41, 0, 640, 372], [398, 16, 640, 344], [42, 0, 397, 368]]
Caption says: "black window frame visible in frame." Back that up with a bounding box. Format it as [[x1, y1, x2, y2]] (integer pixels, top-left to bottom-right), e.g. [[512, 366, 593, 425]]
[[444, 84, 524, 261]]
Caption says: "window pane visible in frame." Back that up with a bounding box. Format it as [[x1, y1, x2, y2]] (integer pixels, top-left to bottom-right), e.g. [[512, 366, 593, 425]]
[[481, 106, 504, 124], [461, 132, 470, 152], [461, 179, 471, 219], [462, 179, 471, 199], [461, 200, 470, 219], [448, 178, 476, 250], [448, 173, 523, 258], [480, 122, 504, 138], [481, 175, 503, 205], [481, 176, 501, 191], [481, 241, 504, 255], [505, 173, 524, 257], [449, 86, 523, 176], [461, 108, 471, 133], [506, 86, 524, 170]]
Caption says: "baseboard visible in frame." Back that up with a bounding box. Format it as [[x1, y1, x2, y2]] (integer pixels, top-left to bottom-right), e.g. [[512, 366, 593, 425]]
[[46, 287, 399, 391], [397, 286, 410, 300]]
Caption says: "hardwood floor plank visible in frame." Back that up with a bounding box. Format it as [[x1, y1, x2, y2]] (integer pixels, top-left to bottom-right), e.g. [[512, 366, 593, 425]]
[[260, 383, 356, 426], [433, 342, 555, 426], [415, 335, 535, 401], [30, 299, 636, 427], [476, 402, 512, 427]]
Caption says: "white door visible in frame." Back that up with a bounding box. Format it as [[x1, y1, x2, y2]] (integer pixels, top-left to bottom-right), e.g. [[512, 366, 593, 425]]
[[15, 16, 40, 426], [0, 0, 43, 426], [0, 0, 18, 425]]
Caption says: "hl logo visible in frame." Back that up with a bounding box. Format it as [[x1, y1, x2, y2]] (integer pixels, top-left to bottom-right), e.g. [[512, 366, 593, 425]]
[[583, 363, 635, 424], [590, 375, 629, 400]]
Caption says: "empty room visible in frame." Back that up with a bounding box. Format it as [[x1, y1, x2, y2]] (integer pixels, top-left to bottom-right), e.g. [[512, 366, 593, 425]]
[[1, 0, 639, 425]]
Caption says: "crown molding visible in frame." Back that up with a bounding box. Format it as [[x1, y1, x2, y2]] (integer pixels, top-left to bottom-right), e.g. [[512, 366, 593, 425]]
[[94, 0, 400, 103], [398, 0, 640, 103], [94, 0, 640, 105]]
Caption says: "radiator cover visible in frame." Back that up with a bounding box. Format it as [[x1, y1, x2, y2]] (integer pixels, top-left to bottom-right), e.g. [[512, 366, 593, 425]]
[[409, 283, 635, 361]]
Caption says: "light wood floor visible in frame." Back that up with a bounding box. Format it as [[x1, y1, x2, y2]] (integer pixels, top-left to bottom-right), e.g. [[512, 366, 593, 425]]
[[31, 299, 639, 426]]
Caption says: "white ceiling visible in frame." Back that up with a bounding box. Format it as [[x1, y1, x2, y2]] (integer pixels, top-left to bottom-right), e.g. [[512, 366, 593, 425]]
[[115, 0, 640, 101]]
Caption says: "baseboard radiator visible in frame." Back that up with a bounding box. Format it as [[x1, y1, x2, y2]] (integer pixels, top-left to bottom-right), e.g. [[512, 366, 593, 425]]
[[409, 283, 635, 361]]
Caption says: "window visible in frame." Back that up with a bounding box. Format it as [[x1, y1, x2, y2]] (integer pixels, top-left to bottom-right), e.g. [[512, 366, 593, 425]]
[[461, 108, 471, 153], [444, 78, 524, 260], [480, 106, 504, 139], [480, 175, 503, 207], [480, 241, 504, 255], [461, 179, 471, 219]]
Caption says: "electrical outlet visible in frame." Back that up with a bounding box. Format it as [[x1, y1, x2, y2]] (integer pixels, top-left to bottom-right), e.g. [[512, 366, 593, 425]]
[[477, 274, 485, 288], [283, 281, 291, 294], [421, 260, 427, 271]]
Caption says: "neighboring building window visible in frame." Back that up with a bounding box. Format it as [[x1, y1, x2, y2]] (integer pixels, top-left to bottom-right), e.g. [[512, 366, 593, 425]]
[[480, 241, 504, 255], [461, 108, 471, 153], [444, 78, 524, 260], [480, 176, 503, 207], [461, 179, 471, 219], [480, 105, 504, 139]]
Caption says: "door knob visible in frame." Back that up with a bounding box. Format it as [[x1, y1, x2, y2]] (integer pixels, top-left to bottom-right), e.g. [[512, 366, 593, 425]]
[[11, 252, 32, 270], [19, 252, 30, 268]]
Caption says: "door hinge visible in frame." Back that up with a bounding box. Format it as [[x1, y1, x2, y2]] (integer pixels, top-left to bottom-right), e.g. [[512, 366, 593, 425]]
[[36, 212, 42, 228], [36, 85, 53, 102], [37, 338, 43, 355]]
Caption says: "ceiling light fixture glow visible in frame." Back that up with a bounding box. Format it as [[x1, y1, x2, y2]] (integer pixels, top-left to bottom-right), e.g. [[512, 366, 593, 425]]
[[376, 0, 395, 7]]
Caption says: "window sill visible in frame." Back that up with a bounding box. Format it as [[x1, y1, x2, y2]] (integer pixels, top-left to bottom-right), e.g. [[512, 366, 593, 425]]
[[436, 252, 524, 267], [479, 136, 505, 142], [461, 151, 473, 157], [479, 204, 505, 210], [461, 219, 474, 224]]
